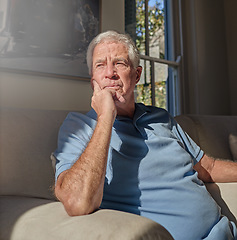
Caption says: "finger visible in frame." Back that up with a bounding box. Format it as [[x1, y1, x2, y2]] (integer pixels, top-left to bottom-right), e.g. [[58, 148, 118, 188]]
[[114, 92, 125, 103]]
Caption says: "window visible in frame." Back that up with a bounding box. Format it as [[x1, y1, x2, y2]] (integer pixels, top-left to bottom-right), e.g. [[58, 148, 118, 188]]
[[125, 0, 182, 116]]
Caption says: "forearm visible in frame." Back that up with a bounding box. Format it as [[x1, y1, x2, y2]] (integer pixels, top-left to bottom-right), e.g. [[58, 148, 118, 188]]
[[55, 115, 114, 216], [211, 159, 237, 183], [195, 154, 237, 183]]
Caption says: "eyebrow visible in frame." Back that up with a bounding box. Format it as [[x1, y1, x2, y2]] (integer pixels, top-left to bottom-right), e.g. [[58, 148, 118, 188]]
[[114, 57, 129, 64], [94, 58, 105, 65], [94, 57, 129, 65]]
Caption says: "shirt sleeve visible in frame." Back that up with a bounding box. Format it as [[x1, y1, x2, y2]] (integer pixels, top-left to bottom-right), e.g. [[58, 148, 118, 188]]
[[53, 112, 96, 182], [172, 119, 204, 165]]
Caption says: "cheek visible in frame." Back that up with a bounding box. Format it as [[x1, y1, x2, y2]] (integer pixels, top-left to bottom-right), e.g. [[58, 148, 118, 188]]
[[122, 76, 136, 92], [127, 72, 137, 86], [92, 71, 103, 81]]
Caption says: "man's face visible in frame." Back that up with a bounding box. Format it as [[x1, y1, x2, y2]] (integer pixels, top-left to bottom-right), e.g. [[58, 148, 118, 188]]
[[91, 41, 141, 103]]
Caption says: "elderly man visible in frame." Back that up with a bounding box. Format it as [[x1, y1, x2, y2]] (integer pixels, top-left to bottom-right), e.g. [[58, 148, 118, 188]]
[[53, 31, 237, 239]]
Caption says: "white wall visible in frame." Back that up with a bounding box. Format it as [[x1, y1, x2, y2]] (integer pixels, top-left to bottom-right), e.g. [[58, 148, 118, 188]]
[[0, 0, 125, 111], [101, 0, 125, 33], [0, 71, 92, 111]]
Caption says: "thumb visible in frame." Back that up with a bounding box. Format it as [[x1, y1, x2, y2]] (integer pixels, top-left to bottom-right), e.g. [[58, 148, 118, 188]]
[[92, 80, 101, 93]]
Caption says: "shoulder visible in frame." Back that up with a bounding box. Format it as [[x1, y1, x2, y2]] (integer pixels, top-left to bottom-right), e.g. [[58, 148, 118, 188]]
[[66, 109, 96, 121], [60, 109, 97, 134], [65, 109, 96, 124]]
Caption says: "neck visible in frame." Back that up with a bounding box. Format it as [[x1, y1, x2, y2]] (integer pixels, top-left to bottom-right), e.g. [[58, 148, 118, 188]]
[[116, 102, 136, 119]]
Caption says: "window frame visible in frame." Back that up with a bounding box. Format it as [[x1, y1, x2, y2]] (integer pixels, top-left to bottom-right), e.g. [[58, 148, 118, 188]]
[[125, 0, 183, 116]]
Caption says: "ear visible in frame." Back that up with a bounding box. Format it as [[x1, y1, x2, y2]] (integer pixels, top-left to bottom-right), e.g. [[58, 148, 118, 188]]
[[135, 66, 142, 84]]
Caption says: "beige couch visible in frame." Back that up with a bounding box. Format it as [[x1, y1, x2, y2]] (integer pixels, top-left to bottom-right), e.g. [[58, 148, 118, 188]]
[[0, 108, 236, 240]]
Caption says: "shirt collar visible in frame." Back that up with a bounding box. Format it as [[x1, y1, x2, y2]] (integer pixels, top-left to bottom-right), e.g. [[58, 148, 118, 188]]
[[115, 103, 151, 138], [133, 103, 151, 123]]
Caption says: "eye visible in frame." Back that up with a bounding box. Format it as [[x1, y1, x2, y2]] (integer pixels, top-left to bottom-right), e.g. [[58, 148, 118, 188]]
[[115, 61, 127, 68], [95, 63, 104, 69]]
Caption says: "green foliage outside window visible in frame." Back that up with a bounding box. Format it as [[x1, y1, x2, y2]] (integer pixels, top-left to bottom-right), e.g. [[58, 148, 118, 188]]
[[136, 81, 166, 108], [134, 0, 166, 109], [136, 0, 164, 53]]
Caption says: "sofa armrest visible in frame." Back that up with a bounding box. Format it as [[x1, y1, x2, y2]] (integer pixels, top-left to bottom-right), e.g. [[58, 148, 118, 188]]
[[9, 199, 174, 240], [206, 182, 237, 225]]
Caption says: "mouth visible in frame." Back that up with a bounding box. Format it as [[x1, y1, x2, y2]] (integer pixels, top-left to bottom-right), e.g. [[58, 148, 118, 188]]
[[103, 85, 121, 90]]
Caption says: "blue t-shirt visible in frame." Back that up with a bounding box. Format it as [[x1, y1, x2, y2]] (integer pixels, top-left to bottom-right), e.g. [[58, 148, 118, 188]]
[[54, 103, 236, 240]]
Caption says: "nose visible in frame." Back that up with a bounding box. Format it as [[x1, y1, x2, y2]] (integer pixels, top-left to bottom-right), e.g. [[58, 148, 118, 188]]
[[105, 63, 118, 79]]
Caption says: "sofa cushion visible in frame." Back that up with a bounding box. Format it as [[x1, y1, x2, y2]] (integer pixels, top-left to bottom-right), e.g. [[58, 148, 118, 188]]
[[205, 183, 237, 225], [0, 196, 53, 240], [0, 108, 69, 199], [0, 196, 174, 240], [229, 134, 237, 161]]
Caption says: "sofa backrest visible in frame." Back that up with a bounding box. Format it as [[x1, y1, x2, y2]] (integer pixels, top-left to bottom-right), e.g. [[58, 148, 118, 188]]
[[1, 109, 236, 200], [175, 114, 237, 161], [0, 108, 71, 200]]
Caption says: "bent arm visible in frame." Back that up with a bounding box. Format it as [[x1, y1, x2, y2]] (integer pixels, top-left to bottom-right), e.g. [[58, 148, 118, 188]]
[[55, 115, 114, 216], [194, 154, 237, 183], [55, 81, 119, 216], [55, 116, 112, 216]]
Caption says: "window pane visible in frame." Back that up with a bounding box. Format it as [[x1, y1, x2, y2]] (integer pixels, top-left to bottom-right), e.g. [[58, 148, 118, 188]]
[[135, 0, 146, 54], [135, 0, 165, 57], [126, 0, 181, 115], [148, 0, 165, 59], [154, 62, 168, 108], [126, 0, 167, 108], [135, 59, 152, 106], [135, 61, 168, 109]]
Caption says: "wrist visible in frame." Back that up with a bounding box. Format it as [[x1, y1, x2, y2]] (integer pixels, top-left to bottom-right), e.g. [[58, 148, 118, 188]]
[[97, 113, 116, 127]]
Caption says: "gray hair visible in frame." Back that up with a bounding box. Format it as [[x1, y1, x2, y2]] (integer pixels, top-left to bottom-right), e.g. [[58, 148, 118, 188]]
[[86, 30, 140, 75]]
